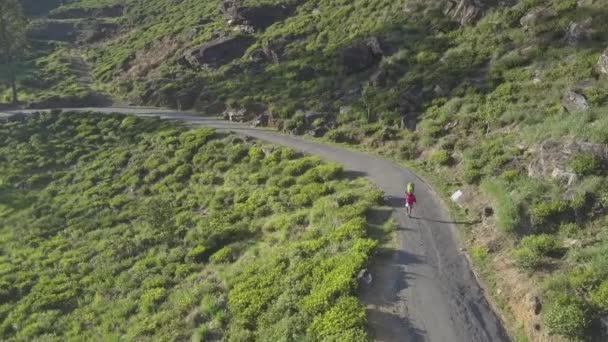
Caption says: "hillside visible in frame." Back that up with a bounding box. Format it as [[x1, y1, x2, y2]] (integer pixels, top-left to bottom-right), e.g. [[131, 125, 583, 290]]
[[0, 112, 390, 341], [3, 0, 608, 340]]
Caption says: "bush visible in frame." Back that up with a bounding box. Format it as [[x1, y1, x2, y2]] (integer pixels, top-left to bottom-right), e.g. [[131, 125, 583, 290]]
[[520, 234, 560, 256], [308, 296, 367, 341], [210, 247, 234, 264], [569, 153, 602, 177], [428, 150, 450, 166], [513, 247, 543, 270], [544, 296, 590, 339], [529, 200, 570, 233], [590, 281, 608, 313]]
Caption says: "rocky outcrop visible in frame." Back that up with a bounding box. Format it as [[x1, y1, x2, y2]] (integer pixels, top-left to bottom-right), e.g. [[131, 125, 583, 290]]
[[223, 103, 266, 123], [598, 48, 608, 75], [566, 19, 593, 45], [444, 0, 484, 26], [562, 89, 589, 113], [527, 139, 608, 185], [49, 5, 125, 19], [220, 0, 293, 30], [185, 35, 254, 68], [342, 37, 384, 74], [250, 35, 304, 64]]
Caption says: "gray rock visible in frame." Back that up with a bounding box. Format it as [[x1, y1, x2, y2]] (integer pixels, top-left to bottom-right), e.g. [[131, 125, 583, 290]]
[[562, 89, 589, 113], [444, 0, 483, 26], [566, 19, 593, 45], [185, 35, 254, 68], [597, 48, 608, 75], [220, 0, 293, 30], [342, 37, 384, 74]]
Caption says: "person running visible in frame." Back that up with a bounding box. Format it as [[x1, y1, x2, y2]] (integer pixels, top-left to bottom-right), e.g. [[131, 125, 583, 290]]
[[405, 183, 416, 217]]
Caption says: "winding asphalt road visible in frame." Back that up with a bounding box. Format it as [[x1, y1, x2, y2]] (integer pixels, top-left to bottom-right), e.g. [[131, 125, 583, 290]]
[[1, 107, 510, 342]]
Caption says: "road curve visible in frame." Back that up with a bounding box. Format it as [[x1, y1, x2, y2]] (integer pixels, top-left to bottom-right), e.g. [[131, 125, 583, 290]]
[[1, 107, 510, 342]]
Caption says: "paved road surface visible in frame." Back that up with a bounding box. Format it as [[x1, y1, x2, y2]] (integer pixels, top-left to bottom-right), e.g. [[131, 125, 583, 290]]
[[1, 107, 510, 342]]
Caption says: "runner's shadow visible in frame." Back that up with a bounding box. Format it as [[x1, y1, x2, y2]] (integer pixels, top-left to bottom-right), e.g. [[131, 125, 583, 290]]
[[359, 250, 424, 306], [365, 308, 428, 342], [383, 195, 404, 208]]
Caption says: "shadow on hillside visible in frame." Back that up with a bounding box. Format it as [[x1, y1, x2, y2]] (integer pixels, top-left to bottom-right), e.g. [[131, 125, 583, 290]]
[[343, 169, 368, 179]]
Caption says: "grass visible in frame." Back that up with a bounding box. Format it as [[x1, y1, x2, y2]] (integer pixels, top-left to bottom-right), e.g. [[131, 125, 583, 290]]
[[0, 112, 390, 341]]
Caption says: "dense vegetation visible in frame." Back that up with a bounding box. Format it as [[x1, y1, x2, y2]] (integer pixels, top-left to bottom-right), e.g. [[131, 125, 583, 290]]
[[4, 0, 608, 340], [0, 112, 389, 341]]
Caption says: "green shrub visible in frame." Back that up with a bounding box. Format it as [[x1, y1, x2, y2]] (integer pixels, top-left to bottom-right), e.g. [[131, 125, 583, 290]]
[[513, 247, 543, 270], [463, 164, 482, 184], [469, 246, 490, 268], [186, 245, 209, 262], [520, 234, 560, 256], [590, 281, 608, 312], [568, 153, 602, 177], [529, 200, 570, 232], [428, 150, 450, 166], [543, 296, 590, 339], [174, 164, 192, 181], [308, 296, 367, 341], [210, 247, 234, 264]]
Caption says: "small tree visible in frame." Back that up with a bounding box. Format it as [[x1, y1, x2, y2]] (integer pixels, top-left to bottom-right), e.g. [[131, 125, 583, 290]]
[[0, 0, 27, 104]]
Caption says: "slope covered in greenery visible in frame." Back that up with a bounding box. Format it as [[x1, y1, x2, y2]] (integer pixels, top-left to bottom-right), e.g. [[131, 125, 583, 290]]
[[0, 112, 389, 341], [7, 0, 608, 340]]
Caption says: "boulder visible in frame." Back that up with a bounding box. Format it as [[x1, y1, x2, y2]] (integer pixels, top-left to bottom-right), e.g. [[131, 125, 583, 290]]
[[566, 19, 593, 45], [444, 0, 484, 26], [342, 37, 384, 74], [562, 89, 589, 113], [49, 5, 124, 19], [185, 35, 254, 68], [220, 0, 293, 30], [597, 48, 608, 75]]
